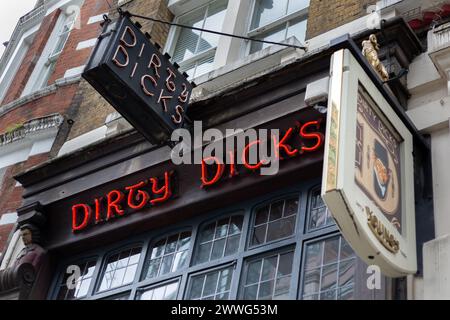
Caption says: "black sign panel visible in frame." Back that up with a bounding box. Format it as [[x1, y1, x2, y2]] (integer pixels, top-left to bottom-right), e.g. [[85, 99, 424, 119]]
[[83, 14, 193, 145]]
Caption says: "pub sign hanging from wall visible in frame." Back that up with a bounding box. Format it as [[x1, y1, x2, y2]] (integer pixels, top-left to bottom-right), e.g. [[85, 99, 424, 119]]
[[82, 13, 193, 145], [322, 49, 417, 278]]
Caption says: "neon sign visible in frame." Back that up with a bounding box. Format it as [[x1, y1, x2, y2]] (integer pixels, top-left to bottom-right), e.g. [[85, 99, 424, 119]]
[[200, 120, 324, 187], [72, 171, 174, 232], [71, 118, 324, 233]]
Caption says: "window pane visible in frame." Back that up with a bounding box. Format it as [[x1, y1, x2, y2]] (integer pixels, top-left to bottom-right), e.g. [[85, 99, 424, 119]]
[[269, 201, 284, 221], [225, 234, 240, 256], [194, 215, 243, 265], [211, 238, 226, 260], [252, 225, 266, 246], [304, 242, 322, 270], [192, 54, 215, 78], [246, 260, 262, 285], [138, 281, 179, 300], [307, 188, 335, 231], [251, 0, 288, 29], [57, 259, 97, 300], [278, 252, 294, 277], [173, 7, 206, 62], [188, 267, 233, 300], [287, 0, 310, 14], [143, 231, 192, 280], [229, 216, 243, 235], [261, 256, 277, 281], [303, 269, 320, 296], [287, 17, 307, 44], [216, 218, 229, 238], [274, 276, 291, 299], [323, 237, 339, 265], [258, 280, 275, 300], [243, 284, 258, 300], [241, 251, 294, 300], [196, 242, 213, 264], [255, 206, 269, 225], [301, 236, 357, 300], [321, 263, 338, 291], [98, 246, 142, 293], [284, 199, 298, 217], [251, 198, 298, 247], [339, 259, 356, 287], [204, 272, 220, 297], [250, 25, 286, 53], [198, 0, 228, 52]]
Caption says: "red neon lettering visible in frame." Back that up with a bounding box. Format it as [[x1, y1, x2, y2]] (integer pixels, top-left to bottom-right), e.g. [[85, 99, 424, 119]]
[[125, 181, 150, 210], [106, 190, 125, 220], [201, 157, 225, 187], [242, 140, 266, 170], [272, 127, 298, 159], [72, 204, 91, 233], [94, 198, 102, 224], [228, 151, 238, 177], [166, 68, 176, 92], [300, 121, 324, 153], [149, 54, 161, 78], [150, 172, 172, 205]]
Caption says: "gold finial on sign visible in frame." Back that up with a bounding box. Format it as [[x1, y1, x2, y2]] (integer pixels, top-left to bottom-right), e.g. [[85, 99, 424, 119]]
[[362, 34, 389, 82]]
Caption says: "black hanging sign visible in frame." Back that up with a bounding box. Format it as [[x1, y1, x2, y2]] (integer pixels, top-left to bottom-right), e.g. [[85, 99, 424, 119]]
[[83, 13, 193, 145]]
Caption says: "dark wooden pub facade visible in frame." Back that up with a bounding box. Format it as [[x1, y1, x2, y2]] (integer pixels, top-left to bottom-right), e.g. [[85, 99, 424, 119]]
[[0, 17, 433, 300]]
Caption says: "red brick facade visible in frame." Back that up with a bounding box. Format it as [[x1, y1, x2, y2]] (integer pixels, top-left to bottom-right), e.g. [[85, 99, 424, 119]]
[[0, 0, 113, 257]]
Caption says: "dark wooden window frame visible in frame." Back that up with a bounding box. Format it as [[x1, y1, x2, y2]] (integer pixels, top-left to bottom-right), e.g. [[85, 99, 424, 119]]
[[48, 178, 389, 300]]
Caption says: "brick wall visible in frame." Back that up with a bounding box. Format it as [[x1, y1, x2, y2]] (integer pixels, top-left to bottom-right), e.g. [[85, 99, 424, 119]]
[[0, 153, 49, 255], [307, 0, 377, 39], [67, 0, 173, 140], [0, 84, 78, 135]]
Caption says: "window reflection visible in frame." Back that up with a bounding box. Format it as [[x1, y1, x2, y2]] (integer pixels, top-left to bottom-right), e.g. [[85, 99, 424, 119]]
[[138, 281, 179, 300], [242, 251, 294, 300], [98, 246, 142, 293], [251, 198, 298, 246], [194, 215, 243, 265], [307, 188, 335, 231], [302, 236, 356, 300], [143, 231, 192, 280], [188, 267, 233, 300], [57, 259, 97, 300]]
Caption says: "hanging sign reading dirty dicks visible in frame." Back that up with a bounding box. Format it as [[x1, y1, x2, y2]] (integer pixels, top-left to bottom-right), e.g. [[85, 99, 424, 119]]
[[83, 13, 193, 145]]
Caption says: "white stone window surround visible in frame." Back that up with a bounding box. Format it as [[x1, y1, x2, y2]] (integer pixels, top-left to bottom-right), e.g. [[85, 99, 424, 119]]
[[21, 0, 84, 97], [165, 0, 310, 83], [0, 22, 41, 105]]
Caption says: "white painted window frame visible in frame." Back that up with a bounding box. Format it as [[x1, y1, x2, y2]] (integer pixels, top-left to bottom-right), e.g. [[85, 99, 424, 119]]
[[245, 0, 309, 55], [22, 8, 78, 96], [166, 0, 230, 79], [0, 27, 39, 104]]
